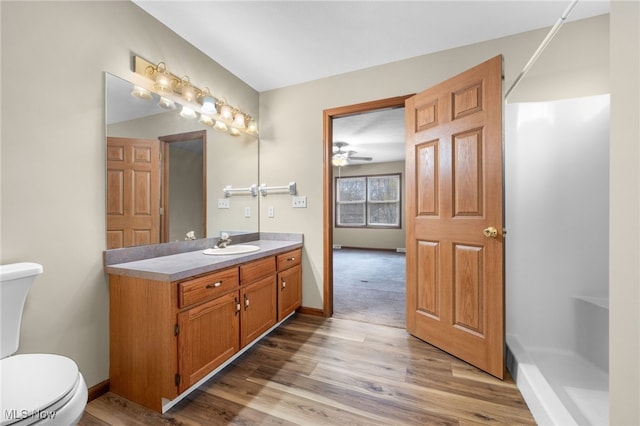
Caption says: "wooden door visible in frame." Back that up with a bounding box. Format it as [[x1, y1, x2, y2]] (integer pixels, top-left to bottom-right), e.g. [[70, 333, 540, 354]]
[[178, 291, 240, 392], [106, 137, 160, 249], [405, 55, 504, 378]]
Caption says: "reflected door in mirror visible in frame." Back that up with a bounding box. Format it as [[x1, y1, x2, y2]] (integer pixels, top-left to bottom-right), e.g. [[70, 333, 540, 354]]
[[107, 137, 161, 249]]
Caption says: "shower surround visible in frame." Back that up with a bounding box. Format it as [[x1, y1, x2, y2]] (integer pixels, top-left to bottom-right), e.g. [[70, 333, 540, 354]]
[[505, 95, 610, 425]]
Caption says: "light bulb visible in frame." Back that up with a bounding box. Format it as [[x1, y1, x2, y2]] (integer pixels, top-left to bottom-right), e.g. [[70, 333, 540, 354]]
[[199, 114, 214, 126], [131, 86, 152, 100], [214, 120, 228, 132], [180, 106, 197, 119], [233, 112, 246, 129], [220, 105, 233, 121], [158, 97, 176, 110], [247, 119, 258, 134], [201, 96, 217, 114], [181, 84, 196, 103]]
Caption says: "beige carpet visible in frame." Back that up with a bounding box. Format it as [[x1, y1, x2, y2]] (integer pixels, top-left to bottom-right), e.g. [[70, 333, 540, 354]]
[[332, 248, 406, 328]]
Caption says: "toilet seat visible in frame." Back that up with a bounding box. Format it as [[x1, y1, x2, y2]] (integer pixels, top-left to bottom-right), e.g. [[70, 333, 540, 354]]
[[1, 354, 85, 426]]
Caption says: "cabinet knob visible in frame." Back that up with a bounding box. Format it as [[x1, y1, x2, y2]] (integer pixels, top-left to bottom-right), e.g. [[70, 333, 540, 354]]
[[206, 281, 222, 289]]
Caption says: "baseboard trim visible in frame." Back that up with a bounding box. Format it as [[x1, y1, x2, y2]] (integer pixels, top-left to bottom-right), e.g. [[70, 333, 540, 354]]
[[333, 246, 399, 252], [87, 379, 110, 402], [298, 306, 324, 317]]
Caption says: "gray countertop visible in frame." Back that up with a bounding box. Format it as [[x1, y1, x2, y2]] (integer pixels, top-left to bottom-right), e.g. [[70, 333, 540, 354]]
[[104, 236, 302, 282]]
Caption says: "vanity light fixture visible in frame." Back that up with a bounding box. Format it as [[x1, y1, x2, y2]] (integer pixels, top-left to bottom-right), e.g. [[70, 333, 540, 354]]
[[158, 96, 176, 110], [130, 85, 152, 100], [179, 77, 197, 103], [152, 62, 173, 94], [134, 55, 258, 137], [246, 117, 258, 135], [219, 104, 234, 121], [200, 88, 217, 115], [180, 106, 197, 119], [214, 120, 228, 132], [199, 114, 215, 126], [233, 112, 246, 129]]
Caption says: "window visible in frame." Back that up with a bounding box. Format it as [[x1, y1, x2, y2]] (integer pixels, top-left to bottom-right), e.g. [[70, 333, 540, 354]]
[[335, 173, 401, 228]]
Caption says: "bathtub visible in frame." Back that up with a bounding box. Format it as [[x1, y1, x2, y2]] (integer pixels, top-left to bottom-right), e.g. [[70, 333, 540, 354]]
[[507, 296, 609, 426]]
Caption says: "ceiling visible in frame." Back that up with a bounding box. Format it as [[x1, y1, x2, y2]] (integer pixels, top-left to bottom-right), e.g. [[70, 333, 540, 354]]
[[130, 0, 609, 164]]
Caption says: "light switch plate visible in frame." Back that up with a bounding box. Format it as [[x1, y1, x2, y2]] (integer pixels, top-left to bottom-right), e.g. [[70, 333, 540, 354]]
[[292, 196, 307, 208]]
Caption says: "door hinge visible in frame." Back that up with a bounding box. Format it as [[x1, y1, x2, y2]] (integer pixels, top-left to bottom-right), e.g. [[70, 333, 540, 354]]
[[174, 373, 180, 387], [174, 323, 179, 336]]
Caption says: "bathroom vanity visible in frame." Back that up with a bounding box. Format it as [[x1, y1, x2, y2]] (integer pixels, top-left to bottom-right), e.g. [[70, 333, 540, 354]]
[[104, 234, 302, 412]]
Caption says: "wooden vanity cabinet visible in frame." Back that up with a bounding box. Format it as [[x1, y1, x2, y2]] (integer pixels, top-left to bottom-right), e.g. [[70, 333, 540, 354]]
[[109, 249, 300, 412], [239, 257, 277, 347], [277, 248, 302, 320], [177, 291, 240, 393]]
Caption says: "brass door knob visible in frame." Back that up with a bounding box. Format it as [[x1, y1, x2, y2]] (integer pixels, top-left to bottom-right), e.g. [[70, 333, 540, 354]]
[[483, 227, 498, 238]]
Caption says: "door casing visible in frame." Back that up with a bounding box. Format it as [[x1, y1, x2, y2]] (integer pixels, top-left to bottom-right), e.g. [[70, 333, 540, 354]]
[[322, 95, 413, 317]]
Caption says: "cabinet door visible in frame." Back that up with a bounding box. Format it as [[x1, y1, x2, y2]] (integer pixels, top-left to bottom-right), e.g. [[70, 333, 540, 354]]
[[241, 275, 277, 347], [278, 264, 301, 321], [177, 291, 240, 392]]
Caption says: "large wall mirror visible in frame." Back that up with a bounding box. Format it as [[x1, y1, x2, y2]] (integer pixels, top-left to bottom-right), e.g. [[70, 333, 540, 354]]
[[105, 73, 259, 249]]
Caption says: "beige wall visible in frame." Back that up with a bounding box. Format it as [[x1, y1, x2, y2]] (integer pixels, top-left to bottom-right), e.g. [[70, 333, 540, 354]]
[[1, 1, 258, 388], [332, 161, 405, 250], [609, 1, 640, 424], [2, 3, 638, 423], [259, 14, 610, 311]]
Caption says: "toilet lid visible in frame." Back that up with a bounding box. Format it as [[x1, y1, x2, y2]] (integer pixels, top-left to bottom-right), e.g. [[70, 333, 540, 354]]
[[1, 354, 79, 425]]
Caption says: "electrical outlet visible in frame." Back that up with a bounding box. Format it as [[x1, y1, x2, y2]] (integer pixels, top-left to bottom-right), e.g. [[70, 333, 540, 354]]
[[292, 196, 307, 208], [267, 206, 275, 218], [217, 198, 230, 209], [244, 207, 251, 217]]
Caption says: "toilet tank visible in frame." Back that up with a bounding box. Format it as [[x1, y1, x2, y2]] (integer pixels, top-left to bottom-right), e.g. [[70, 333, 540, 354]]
[[0, 263, 43, 358]]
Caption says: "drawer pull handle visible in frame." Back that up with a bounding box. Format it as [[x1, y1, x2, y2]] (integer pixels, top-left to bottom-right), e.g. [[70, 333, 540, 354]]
[[281, 280, 286, 290], [206, 281, 222, 289], [244, 294, 250, 309], [235, 297, 240, 315], [286, 257, 296, 262]]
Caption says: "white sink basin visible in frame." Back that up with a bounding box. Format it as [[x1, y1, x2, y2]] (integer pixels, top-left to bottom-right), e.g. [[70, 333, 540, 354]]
[[203, 245, 260, 256]]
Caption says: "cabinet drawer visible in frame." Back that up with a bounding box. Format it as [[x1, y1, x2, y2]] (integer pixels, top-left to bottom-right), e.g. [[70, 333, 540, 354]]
[[277, 248, 301, 271], [240, 256, 275, 283], [179, 267, 239, 308]]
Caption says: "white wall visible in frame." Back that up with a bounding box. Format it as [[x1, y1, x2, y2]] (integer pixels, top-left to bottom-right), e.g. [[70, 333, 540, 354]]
[[1, 1, 258, 388], [333, 161, 405, 250]]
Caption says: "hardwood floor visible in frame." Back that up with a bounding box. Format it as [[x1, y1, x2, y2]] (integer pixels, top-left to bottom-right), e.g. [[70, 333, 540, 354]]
[[80, 314, 535, 425]]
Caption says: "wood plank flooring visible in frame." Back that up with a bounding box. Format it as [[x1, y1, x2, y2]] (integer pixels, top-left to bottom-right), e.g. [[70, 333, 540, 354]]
[[79, 314, 535, 425]]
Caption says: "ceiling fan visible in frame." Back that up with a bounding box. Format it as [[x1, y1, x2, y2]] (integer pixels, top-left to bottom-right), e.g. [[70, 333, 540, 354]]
[[332, 141, 372, 166]]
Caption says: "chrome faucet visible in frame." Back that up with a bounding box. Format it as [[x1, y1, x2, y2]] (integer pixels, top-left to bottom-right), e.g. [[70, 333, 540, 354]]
[[215, 232, 232, 248]]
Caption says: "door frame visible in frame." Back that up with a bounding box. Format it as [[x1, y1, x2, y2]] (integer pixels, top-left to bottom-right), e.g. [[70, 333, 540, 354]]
[[322, 95, 413, 317], [158, 130, 207, 243]]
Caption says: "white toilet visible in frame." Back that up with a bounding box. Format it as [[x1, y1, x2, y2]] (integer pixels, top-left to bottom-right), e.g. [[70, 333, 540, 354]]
[[1, 263, 88, 426]]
